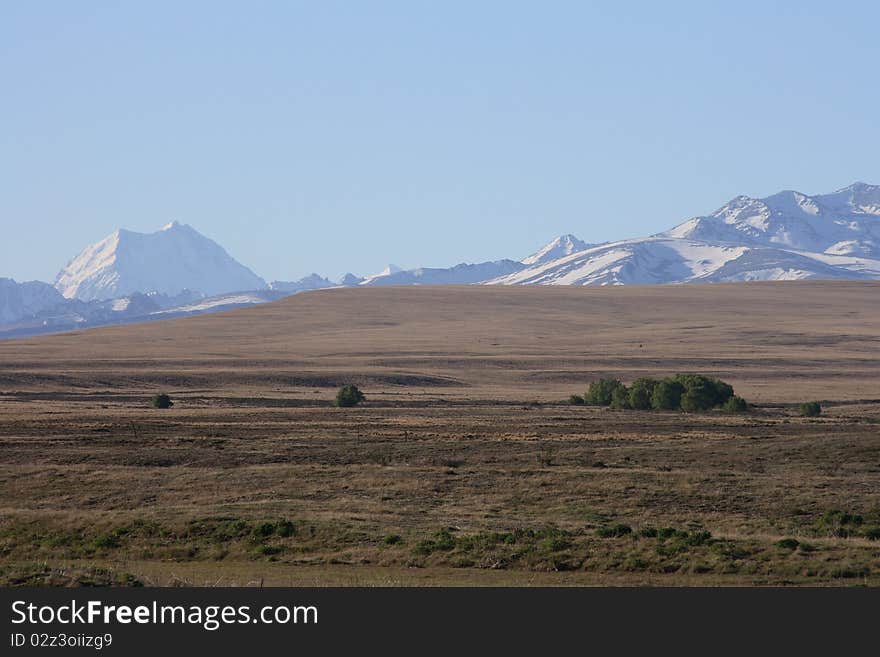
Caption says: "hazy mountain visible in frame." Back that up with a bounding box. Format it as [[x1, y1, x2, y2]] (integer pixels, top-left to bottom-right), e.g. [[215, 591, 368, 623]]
[[359, 260, 525, 286], [0, 278, 66, 323], [269, 274, 335, 293], [55, 221, 266, 301]]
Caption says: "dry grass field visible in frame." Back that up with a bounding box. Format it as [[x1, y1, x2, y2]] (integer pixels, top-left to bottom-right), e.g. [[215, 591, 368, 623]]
[[1, 281, 879, 586]]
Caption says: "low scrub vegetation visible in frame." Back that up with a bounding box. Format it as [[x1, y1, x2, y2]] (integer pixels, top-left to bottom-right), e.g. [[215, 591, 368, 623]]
[[800, 401, 822, 417], [150, 393, 173, 409], [334, 384, 365, 408], [581, 375, 745, 412]]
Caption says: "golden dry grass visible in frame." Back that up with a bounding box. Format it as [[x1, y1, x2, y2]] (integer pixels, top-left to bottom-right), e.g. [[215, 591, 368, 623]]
[[1, 281, 879, 585]]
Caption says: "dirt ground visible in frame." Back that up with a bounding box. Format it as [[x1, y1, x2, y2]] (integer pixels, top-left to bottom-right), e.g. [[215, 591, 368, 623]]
[[0, 281, 878, 585]]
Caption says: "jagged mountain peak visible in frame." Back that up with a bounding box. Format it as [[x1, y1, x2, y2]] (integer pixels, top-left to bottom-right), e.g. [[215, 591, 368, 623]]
[[521, 234, 589, 265]]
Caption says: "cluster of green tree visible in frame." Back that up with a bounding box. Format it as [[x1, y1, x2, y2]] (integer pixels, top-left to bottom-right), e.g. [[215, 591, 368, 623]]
[[578, 374, 748, 412]]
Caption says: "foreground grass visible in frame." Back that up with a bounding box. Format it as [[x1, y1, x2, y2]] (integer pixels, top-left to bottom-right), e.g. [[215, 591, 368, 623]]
[[2, 512, 877, 586]]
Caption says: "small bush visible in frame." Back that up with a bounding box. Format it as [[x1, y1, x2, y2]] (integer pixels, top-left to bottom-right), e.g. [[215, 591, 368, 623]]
[[814, 509, 863, 538], [93, 532, 122, 550], [596, 523, 633, 538], [775, 538, 800, 550], [335, 384, 365, 408], [276, 520, 296, 537], [722, 395, 748, 412], [568, 394, 585, 405], [800, 401, 821, 417], [383, 534, 403, 545], [863, 527, 880, 541], [151, 393, 173, 409]]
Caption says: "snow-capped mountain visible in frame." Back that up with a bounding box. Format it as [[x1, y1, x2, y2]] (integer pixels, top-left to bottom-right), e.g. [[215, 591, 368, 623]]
[[55, 222, 266, 301], [521, 234, 590, 265], [359, 264, 405, 286], [487, 237, 880, 286], [4, 181, 880, 340], [661, 183, 880, 257], [491, 182, 880, 286]]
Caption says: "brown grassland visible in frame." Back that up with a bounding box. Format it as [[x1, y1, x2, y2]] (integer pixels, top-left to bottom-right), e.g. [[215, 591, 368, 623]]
[[0, 281, 878, 586]]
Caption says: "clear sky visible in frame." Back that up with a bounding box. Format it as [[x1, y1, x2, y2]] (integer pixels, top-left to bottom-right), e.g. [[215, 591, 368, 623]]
[[2, 1, 878, 283]]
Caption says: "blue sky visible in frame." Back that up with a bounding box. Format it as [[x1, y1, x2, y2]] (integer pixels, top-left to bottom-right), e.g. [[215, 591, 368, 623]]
[[2, 1, 878, 282]]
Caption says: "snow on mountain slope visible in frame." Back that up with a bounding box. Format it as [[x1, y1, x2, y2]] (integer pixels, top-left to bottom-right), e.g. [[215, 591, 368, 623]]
[[359, 260, 525, 286], [359, 264, 404, 286], [489, 235, 880, 287], [0, 278, 67, 323], [151, 290, 287, 315], [815, 181, 880, 216], [55, 222, 266, 301], [489, 239, 749, 286], [662, 183, 880, 257], [521, 234, 590, 265]]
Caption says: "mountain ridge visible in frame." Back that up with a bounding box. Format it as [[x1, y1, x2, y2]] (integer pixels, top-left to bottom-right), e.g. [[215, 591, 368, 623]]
[[3, 181, 879, 338]]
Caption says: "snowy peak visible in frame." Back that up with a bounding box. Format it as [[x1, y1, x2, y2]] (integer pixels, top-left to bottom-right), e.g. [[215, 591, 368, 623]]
[[661, 182, 880, 257], [359, 264, 404, 286], [817, 182, 880, 216], [521, 234, 589, 265], [55, 223, 266, 301]]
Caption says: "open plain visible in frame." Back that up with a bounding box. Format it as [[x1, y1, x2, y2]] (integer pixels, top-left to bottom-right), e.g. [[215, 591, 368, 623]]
[[1, 281, 879, 585]]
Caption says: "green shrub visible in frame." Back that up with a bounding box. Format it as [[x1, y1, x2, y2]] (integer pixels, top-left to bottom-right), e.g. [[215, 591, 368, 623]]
[[628, 378, 660, 410], [413, 528, 457, 555], [775, 538, 799, 550], [151, 393, 173, 409], [596, 523, 633, 538], [537, 445, 556, 467], [610, 385, 631, 409], [334, 384, 365, 408], [815, 510, 862, 538], [276, 520, 296, 537], [568, 394, 585, 405], [651, 379, 684, 410], [93, 532, 122, 550], [585, 378, 626, 406], [800, 401, 821, 417], [722, 395, 748, 412]]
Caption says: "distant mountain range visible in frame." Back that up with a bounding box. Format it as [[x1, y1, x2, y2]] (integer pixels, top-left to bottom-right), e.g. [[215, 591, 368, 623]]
[[2, 181, 879, 338]]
